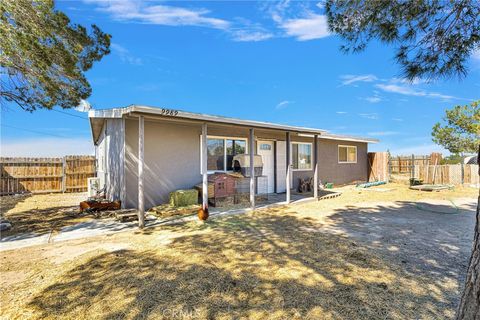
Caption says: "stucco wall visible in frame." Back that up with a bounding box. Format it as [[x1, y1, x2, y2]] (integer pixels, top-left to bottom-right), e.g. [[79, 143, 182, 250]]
[[292, 139, 368, 189], [121, 118, 368, 207], [95, 122, 106, 191], [105, 118, 125, 203], [125, 119, 202, 209]]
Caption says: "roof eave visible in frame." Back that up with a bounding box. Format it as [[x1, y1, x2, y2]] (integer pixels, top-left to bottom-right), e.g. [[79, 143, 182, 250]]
[[319, 133, 379, 144], [88, 105, 378, 144]]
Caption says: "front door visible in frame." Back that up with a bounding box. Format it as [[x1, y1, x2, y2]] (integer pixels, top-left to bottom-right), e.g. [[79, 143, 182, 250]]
[[257, 140, 275, 193]]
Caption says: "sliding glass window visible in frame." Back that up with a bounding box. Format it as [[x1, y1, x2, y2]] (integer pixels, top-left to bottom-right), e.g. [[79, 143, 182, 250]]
[[206, 137, 247, 172]]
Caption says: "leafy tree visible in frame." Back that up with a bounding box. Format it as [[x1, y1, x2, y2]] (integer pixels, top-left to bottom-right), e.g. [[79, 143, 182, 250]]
[[0, 0, 111, 111], [432, 101, 480, 155], [325, 1, 480, 80], [440, 154, 464, 165]]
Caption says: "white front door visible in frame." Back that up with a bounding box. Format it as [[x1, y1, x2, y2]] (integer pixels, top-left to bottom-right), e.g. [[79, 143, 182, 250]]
[[257, 140, 275, 193]]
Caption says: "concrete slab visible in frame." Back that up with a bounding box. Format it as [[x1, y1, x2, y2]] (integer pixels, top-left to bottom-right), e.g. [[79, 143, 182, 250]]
[[52, 219, 138, 243], [0, 233, 50, 251]]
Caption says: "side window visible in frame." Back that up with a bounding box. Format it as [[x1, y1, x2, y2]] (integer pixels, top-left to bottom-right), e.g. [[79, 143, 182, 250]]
[[338, 146, 357, 163]]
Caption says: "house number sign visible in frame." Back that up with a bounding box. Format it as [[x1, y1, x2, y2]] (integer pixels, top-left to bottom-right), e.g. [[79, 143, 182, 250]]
[[161, 108, 179, 116]]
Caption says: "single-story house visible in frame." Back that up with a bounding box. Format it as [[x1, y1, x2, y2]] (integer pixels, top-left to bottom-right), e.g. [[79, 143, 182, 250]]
[[89, 105, 378, 215]]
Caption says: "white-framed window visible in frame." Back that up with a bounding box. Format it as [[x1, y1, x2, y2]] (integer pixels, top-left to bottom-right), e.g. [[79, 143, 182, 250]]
[[291, 142, 312, 170], [338, 145, 357, 163], [201, 135, 248, 172]]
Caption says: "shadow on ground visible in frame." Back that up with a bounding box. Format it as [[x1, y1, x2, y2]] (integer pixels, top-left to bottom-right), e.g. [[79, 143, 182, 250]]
[[24, 201, 472, 319], [1, 205, 86, 238], [0, 193, 32, 216]]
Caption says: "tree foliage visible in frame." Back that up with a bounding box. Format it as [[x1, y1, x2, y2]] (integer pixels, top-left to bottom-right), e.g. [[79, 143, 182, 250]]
[[432, 100, 479, 154], [325, 0, 480, 80], [440, 154, 464, 165], [0, 0, 111, 111]]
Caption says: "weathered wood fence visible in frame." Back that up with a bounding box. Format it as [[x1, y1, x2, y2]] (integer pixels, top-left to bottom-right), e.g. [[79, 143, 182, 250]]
[[368, 152, 389, 182], [0, 156, 95, 195], [414, 164, 479, 185], [389, 152, 442, 174]]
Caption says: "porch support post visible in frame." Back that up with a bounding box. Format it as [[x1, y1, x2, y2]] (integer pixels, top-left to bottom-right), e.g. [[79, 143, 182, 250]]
[[313, 134, 319, 199], [201, 123, 208, 210], [249, 128, 255, 209], [286, 131, 291, 203], [138, 115, 145, 228]]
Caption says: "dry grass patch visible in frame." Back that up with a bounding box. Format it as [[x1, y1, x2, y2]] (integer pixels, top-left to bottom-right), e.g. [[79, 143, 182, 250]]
[[0, 193, 90, 237], [1, 206, 456, 319], [294, 183, 477, 215]]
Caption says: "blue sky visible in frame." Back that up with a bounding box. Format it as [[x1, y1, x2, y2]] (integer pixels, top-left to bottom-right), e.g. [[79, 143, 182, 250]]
[[1, 0, 479, 156]]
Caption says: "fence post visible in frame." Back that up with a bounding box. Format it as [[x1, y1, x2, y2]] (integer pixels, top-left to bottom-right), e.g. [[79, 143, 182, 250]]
[[388, 154, 392, 181], [411, 154, 415, 180], [461, 159, 465, 185], [62, 157, 66, 193]]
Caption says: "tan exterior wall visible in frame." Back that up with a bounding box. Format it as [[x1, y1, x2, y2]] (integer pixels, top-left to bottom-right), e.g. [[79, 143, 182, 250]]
[[125, 118, 202, 209], [292, 139, 368, 189], [122, 118, 369, 208]]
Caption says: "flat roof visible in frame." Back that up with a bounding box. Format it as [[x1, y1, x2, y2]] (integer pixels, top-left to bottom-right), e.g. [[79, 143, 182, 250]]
[[89, 105, 379, 144]]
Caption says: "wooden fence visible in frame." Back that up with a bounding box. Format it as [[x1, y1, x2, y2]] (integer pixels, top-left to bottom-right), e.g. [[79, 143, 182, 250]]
[[389, 152, 442, 174], [0, 156, 95, 195], [368, 152, 389, 182], [414, 164, 479, 185]]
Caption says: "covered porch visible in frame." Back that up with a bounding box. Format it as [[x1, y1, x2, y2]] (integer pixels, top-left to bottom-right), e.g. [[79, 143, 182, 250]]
[[133, 108, 325, 227]]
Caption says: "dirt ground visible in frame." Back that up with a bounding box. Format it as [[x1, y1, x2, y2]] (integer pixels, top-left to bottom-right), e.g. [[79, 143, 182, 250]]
[[0, 184, 478, 319], [0, 192, 90, 237]]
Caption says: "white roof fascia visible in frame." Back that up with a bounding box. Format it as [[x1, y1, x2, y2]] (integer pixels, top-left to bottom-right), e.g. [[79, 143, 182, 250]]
[[88, 105, 378, 144], [319, 133, 379, 144], [89, 105, 327, 135]]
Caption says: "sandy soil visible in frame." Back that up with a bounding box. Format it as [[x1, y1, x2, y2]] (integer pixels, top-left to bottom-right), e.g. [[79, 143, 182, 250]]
[[0, 184, 477, 319], [0, 193, 91, 237]]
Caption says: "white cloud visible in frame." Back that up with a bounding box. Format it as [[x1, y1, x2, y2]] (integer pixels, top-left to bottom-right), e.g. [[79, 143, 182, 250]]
[[336, 111, 347, 114], [87, 0, 230, 29], [280, 14, 330, 41], [275, 100, 293, 109], [358, 113, 379, 120], [110, 43, 142, 65], [390, 77, 427, 85], [316, 2, 325, 9], [267, 1, 331, 41], [368, 131, 400, 136], [338, 74, 467, 102], [340, 74, 378, 86], [267, 0, 292, 24], [1, 138, 94, 157], [231, 30, 273, 42], [392, 118, 404, 122], [364, 96, 382, 103], [87, 0, 277, 42], [472, 49, 480, 60], [375, 83, 461, 101]]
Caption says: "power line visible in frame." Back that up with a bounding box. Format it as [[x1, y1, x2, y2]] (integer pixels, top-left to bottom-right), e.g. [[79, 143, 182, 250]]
[[1, 105, 88, 120], [1, 124, 67, 138], [51, 108, 88, 120]]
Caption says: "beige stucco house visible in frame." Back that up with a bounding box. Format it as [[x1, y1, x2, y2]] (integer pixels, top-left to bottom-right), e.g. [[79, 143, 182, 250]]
[[89, 105, 378, 214]]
